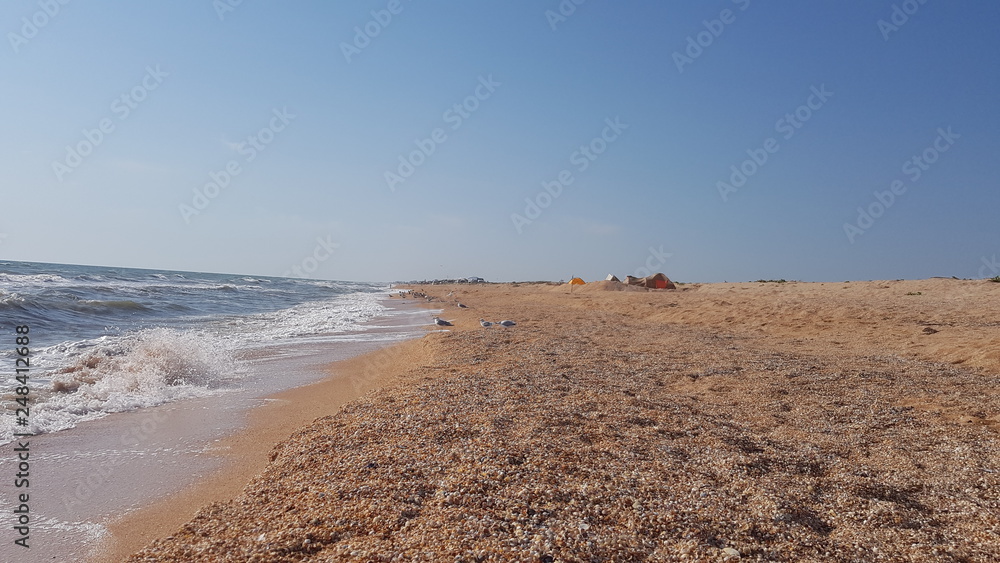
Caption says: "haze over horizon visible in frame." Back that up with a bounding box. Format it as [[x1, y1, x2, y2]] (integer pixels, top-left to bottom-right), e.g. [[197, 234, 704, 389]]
[[2, 1, 998, 283]]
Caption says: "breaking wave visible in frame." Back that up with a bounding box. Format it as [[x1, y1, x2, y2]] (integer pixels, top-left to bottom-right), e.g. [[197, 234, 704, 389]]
[[0, 261, 392, 444], [0, 328, 238, 442]]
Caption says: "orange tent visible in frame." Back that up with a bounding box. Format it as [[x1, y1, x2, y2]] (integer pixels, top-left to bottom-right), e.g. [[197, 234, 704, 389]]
[[624, 273, 676, 289], [644, 273, 676, 289], [568, 277, 585, 285]]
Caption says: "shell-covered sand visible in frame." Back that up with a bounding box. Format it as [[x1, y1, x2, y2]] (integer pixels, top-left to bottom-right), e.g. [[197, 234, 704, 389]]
[[129, 279, 999, 561]]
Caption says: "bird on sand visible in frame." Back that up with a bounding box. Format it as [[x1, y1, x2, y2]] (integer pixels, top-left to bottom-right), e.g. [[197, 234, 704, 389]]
[[497, 320, 516, 327], [479, 319, 493, 328], [457, 302, 468, 308], [432, 317, 454, 326]]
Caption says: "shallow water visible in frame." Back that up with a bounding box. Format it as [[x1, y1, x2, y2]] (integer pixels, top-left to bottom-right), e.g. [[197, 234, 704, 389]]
[[0, 261, 395, 443], [0, 298, 430, 561]]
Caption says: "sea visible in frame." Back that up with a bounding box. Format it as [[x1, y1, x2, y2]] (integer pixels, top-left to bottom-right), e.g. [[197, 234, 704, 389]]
[[0, 260, 433, 560], [0, 260, 418, 445]]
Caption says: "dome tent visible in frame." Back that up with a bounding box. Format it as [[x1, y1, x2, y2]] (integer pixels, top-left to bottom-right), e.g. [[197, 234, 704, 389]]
[[625, 273, 676, 289], [644, 273, 676, 289]]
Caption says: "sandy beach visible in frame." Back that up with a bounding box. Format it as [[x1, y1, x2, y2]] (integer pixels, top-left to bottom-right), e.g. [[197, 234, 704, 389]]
[[84, 304, 428, 561], [124, 279, 999, 561], [97, 339, 427, 561]]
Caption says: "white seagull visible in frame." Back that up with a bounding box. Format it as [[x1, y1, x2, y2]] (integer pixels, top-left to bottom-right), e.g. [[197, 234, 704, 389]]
[[457, 302, 469, 308], [432, 317, 454, 327], [497, 320, 516, 327], [479, 319, 493, 328]]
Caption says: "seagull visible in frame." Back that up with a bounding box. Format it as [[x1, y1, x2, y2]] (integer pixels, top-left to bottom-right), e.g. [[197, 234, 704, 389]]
[[497, 320, 516, 327], [479, 319, 493, 328], [432, 317, 454, 326], [457, 302, 468, 308]]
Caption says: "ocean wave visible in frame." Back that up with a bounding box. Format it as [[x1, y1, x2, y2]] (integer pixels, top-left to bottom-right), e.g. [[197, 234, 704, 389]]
[[223, 291, 388, 343], [75, 299, 150, 311], [0, 328, 239, 443], [0, 294, 150, 328], [1, 272, 268, 296], [131, 281, 270, 294], [0, 262, 392, 443], [0, 290, 26, 305], [50, 327, 233, 392], [0, 272, 73, 286]]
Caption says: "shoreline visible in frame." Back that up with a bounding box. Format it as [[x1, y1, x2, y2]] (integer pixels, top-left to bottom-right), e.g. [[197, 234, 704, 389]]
[[97, 334, 431, 560], [89, 297, 434, 561]]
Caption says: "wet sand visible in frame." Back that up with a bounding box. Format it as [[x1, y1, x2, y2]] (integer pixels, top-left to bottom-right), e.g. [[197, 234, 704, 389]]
[[0, 300, 427, 562], [98, 336, 430, 560], [87, 303, 430, 561], [127, 280, 999, 561]]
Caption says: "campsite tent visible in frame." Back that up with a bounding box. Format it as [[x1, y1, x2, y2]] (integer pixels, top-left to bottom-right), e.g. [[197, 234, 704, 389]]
[[624, 273, 676, 289], [643, 273, 676, 289], [605, 274, 620, 282], [569, 277, 586, 285]]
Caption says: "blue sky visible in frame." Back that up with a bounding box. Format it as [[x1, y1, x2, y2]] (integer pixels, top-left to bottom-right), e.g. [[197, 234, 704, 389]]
[[1, 0, 998, 282]]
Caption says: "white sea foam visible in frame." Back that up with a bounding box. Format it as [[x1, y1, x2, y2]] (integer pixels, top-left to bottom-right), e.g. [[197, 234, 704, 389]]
[[0, 273, 72, 285], [0, 290, 26, 305], [0, 291, 393, 444], [0, 503, 108, 543], [0, 328, 239, 443], [0, 271, 259, 294], [221, 291, 388, 344]]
